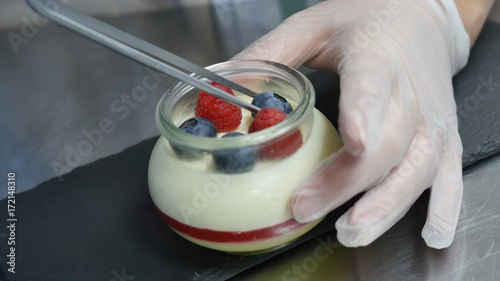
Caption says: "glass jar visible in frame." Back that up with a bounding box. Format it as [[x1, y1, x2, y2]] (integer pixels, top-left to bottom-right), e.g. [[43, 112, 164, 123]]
[[148, 60, 342, 254]]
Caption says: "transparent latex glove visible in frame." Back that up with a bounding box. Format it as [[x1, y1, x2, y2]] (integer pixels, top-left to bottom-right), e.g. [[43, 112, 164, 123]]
[[233, 0, 470, 249]]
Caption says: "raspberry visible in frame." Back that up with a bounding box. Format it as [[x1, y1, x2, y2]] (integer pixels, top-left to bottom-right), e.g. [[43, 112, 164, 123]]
[[249, 108, 303, 159], [195, 82, 242, 132]]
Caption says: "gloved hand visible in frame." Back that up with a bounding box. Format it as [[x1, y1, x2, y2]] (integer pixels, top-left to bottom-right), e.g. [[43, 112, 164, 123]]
[[233, 0, 470, 249]]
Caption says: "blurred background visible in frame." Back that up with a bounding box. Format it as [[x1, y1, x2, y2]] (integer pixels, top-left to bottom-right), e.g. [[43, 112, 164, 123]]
[[1, 0, 500, 198]]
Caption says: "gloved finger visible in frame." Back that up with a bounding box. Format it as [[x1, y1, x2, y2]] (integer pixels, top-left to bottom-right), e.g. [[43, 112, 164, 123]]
[[421, 129, 463, 249], [336, 50, 393, 155], [291, 121, 408, 223], [335, 133, 440, 247], [231, 2, 334, 68]]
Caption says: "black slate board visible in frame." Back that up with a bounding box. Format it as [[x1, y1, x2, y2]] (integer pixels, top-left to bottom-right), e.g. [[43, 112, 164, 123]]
[[453, 20, 500, 166], [1, 19, 499, 281], [0, 137, 351, 281]]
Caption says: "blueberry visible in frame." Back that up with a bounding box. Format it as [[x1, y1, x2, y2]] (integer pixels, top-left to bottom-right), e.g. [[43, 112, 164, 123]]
[[251, 92, 293, 116], [171, 117, 217, 158], [178, 117, 217, 136], [213, 132, 258, 173]]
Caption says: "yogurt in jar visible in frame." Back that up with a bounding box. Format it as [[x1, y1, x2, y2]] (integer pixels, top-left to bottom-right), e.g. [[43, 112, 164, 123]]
[[148, 60, 342, 253]]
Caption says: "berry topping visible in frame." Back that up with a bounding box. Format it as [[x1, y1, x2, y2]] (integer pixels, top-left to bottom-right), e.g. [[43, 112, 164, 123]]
[[251, 92, 293, 116], [178, 117, 218, 137], [249, 108, 302, 159], [172, 117, 217, 158], [213, 132, 258, 173], [195, 82, 242, 132], [248, 108, 288, 132]]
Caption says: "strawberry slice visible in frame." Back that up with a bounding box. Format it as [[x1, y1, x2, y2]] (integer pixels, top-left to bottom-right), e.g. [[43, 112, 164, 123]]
[[195, 82, 242, 132], [249, 108, 303, 159]]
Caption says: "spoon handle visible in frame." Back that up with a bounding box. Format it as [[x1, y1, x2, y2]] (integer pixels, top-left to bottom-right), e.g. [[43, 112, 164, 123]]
[[26, 0, 261, 114]]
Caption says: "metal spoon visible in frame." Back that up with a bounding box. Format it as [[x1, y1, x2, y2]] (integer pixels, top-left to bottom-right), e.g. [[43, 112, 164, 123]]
[[26, 0, 261, 114]]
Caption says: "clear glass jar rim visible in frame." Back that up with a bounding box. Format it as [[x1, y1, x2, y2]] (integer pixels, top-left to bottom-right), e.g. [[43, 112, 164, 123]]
[[156, 60, 315, 150]]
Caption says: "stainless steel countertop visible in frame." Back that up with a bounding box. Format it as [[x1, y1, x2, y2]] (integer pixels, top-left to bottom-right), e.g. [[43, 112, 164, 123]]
[[1, 1, 500, 280]]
